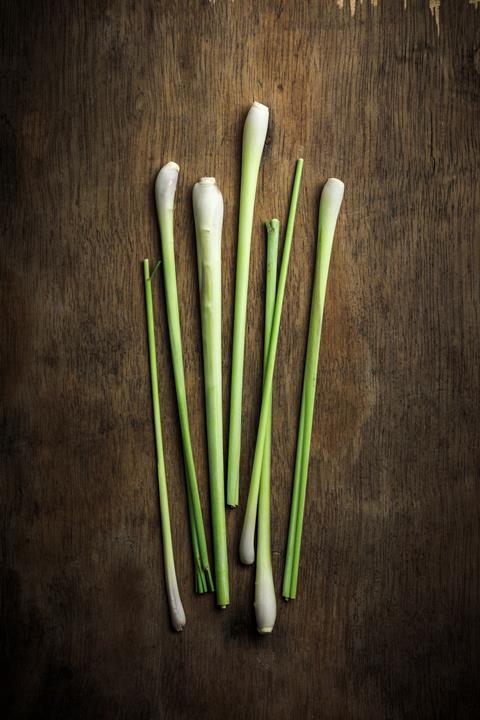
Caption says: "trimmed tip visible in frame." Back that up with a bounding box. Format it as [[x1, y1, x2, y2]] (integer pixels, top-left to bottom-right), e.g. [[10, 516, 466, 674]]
[[244, 102, 269, 151], [319, 177, 345, 224], [265, 218, 280, 234], [252, 100, 269, 112], [257, 626, 274, 634], [156, 161, 179, 181], [155, 162, 180, 211], [192, 176, 224, 235], [326, 177, 344, 191]]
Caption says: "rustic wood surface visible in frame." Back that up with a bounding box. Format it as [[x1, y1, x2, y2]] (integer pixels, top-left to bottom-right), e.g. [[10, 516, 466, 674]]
[[1, 1, 479, 718]]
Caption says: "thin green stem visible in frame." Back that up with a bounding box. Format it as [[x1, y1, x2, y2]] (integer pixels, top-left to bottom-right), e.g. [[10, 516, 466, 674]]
[[143, 259, 185, 631], [185, 481, 206, 593], [240, 159, 304, 564], [282, 383, 306, 599]]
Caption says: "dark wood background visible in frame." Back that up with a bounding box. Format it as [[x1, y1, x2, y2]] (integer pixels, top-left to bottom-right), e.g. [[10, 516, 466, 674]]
[[1, 1, 479, 718]]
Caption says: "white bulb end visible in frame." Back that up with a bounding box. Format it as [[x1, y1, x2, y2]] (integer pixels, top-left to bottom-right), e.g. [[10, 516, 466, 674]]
[[252, 100, 269, 113], [255, 575, 277, 634], [192, 177, 224, 239], [165, 568, 186, 632], [239, 528, 255, 565], [170, 610, 186, 632], [257, 626, 274, 634], [243, 102, 269, 156], [155, 161, 179, 211], [325, 177, 344, 193], [319, 178, 344, 228]]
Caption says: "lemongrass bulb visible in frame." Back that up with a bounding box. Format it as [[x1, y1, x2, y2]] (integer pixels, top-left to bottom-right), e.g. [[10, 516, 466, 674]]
[[255, 574, 276, 634], [165, 567, 186, 632]]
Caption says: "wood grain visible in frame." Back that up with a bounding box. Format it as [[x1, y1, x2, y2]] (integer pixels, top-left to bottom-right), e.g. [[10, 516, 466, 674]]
[[1, 1, 479, 718]]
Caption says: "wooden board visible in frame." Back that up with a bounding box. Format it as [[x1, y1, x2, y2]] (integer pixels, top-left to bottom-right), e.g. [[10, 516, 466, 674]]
[[1, 1, 480, 717]]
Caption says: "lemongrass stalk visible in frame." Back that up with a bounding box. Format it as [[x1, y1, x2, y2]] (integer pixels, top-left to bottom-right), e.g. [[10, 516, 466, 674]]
[[283, 178, 344, 600], [255, 219, 279, 634], [281, 394, 305, 599], [156, 167, 206, 595], [192, 177, 229, 608], [239, 158, 304, 564], [155, 162, 213, 593], [187, 483, 206, 594], [227, 101, 269, 507], [143, 259, 186, 631]]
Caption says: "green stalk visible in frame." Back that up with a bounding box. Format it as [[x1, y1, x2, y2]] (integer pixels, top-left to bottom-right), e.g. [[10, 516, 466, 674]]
[[193, 177, 229, 607], [186, 482, 206, 594], [155, 162, 213, 593], [283, 178, 344, 600], [239, 158, 304, 564], [227, 101, 269, 507], [281, 394, 305, 599], [255, 219, 279, 634], [143, 259, 186, 631]]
